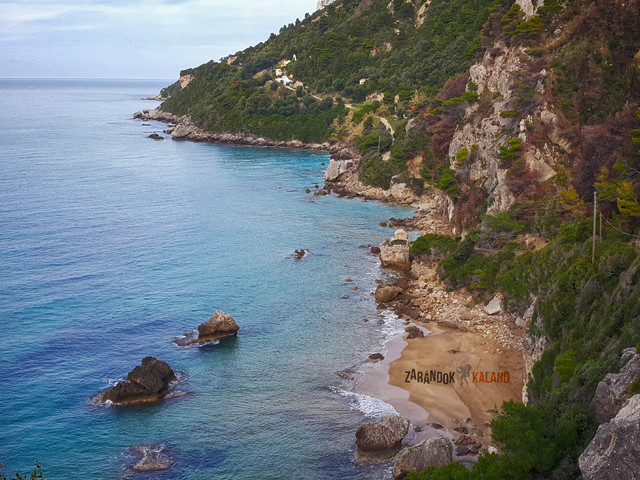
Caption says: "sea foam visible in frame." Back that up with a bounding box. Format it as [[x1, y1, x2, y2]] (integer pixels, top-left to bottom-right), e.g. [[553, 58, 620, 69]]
[[330, 386, 398, 418]]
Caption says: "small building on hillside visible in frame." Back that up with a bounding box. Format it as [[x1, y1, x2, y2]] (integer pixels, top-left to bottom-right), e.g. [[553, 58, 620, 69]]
[[275, 75, 292, 86], [359, 78, 368, 85]]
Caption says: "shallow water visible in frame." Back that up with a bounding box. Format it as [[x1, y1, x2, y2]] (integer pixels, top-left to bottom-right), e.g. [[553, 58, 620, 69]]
[[0, 79, 412, 479]]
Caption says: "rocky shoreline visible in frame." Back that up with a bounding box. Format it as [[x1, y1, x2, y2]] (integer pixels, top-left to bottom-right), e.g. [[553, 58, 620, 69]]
[[132, 107, 531, 472]]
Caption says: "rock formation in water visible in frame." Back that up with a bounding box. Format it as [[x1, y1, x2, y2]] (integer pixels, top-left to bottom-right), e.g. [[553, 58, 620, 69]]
[[100, 357, 177, 405], [175, 310, 240, 346]]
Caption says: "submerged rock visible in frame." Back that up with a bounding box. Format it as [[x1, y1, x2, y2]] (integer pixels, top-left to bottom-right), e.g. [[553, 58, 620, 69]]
[[356, 415, 410, 452], [128, 443, 175, 472], [392, 436, 452, 479], [100, 357, 177, 405], [147, 133, 164, 140], [175, 310, 240, 346], [579, 394, 640, 480]]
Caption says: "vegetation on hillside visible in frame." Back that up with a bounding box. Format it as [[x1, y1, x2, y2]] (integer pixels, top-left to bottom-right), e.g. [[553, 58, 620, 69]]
[[160, 0, 501, 142]]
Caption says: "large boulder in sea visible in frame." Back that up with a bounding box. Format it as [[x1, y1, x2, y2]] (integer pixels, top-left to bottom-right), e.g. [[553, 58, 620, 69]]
[[579, 394, 640, 480], [101, 357, 177, 405], [175, 310, 240, 346], [392, 436, 453, 479], [356, 415, 411, 452], [590, 348, 640, 423], [198, 310, 239, 341]]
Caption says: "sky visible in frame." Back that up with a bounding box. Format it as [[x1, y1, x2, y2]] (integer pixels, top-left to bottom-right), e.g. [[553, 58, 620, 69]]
[[0, 0, 318, 79]]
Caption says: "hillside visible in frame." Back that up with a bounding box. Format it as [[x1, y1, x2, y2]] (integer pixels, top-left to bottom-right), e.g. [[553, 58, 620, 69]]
[[154, 0, 640, 478]]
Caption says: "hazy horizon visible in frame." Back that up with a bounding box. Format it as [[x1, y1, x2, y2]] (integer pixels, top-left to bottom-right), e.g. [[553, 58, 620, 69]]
[[1, 1, 318, 80]]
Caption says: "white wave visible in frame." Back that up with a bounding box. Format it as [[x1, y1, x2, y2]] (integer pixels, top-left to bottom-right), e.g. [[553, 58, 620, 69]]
[[330, 386, 398, 418], [103, 377, 124, 387], [377, 310, 405, 345]]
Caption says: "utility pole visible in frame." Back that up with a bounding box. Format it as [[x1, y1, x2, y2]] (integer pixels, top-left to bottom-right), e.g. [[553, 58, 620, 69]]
[[600, 211, 602, 240], [592, 190, 597, 262]]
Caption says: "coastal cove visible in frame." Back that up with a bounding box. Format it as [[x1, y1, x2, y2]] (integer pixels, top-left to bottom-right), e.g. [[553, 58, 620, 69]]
[[0, 79, 416, 479]]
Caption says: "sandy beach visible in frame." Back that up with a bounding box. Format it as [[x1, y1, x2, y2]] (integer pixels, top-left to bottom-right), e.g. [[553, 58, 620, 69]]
[[357, 252, 529, 454], [388, 322, 525, 432]]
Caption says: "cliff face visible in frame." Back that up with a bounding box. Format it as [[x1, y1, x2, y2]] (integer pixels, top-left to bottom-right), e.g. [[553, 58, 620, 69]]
[[447, 43, 560, 217]]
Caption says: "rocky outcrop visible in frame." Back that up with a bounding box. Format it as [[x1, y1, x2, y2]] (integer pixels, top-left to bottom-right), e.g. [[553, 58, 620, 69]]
[[392, 436, 453, 479], [379, 230, 411, 270], [175, 310, 239, 346], [316, 0, 336, 11], [375, 283, 403, 303], [182, 311, 239, 346], [132, 108, 331, 151], [516, 0, 541, 18], [448, 43, 558, 217], [590, 349, 640, 423], [324, 159, 349, 181], [579, 394, 640, 480], [100, 357, 177, 405], [198, 310, 239, 340], [355, 415, 410, 452]]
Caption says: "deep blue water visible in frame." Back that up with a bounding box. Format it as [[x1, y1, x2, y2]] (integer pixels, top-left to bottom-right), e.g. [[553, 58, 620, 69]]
[[0, 79, 412, 479]]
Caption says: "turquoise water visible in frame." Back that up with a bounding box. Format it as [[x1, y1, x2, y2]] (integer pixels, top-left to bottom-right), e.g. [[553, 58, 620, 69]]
[[0, 79, 412, 479]]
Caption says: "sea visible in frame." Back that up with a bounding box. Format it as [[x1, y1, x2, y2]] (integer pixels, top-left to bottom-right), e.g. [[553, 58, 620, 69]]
[[0, 79, 413, 479]]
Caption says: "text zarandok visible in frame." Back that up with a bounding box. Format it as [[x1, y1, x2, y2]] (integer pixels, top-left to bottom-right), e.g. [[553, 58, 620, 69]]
[[404, 369, 510, 384]]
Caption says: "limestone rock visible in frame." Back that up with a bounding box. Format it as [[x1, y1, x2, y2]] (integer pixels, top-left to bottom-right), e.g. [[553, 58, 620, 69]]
[[197, 310, 240, 342], [392, 436, 453, 479], [484, 296, 502, 315], [324, 159, 348, 182], [369, 353, 385, 362], [590, 351, 640, 423], [316, 0, 336, 11], [175, 310, 240, 346], [394, 229, 410, 243], [355, 415, 410, 452], [389, 182, 415, 204], [379, 239, 411, 271], [579, 395, 640, 480], [375, 283, 403, 303], [101, 357, 177, 405]]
